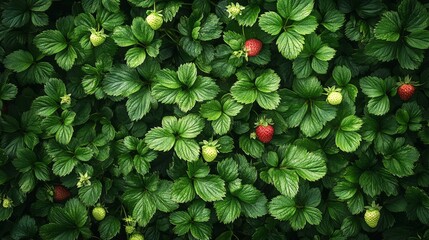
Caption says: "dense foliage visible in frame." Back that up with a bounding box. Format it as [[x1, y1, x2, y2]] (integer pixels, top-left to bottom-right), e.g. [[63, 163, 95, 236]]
[[1, 0, 429, 239]]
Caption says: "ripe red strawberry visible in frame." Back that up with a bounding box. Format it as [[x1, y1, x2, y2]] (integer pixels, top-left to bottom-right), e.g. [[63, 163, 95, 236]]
[[53, 185, 71, 202], [397, 75, 418, 101], [201, 140, 220, 162], [255, 117, 274, 143], [244, 39, 262, 57], [397, 84, 415, 101], [146, 12, 163, 30]]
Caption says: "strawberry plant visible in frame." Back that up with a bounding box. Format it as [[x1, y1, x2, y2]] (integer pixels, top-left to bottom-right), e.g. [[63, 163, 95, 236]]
[[1, 0, 429, 239]]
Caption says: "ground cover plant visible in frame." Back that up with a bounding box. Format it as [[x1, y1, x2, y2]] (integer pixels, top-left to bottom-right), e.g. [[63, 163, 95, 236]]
[[1, 0, 429, 239]]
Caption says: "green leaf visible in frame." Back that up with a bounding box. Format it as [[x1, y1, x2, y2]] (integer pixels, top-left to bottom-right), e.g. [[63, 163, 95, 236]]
[[177, 63, 197, 87], [102, 65, 142, 97], [54, 45, 77, 71], [56, 125, 73, 145], [177, 114, 205, 138], [10, 215, 38, 240], [45, 78, 66, 100], [98, 216, 120, 240], [198, 14, 222, 41], [34, 30, 67, 55], [340, 115, 363, 132], [367, 95, 390, 116], [383, 139, 420, 177], [230, 78, 258, 104], [236, 4, 260, 27], [268, 195, 296, 220], [4, 50, 34, 72], [239, 135, 264, 159], [78, 180, 102, 206], [174, 138, 200, 161], [292, 15, 318, 35], [336, 131, 362, 153], [126, 88, 152, 121], [217, 158, 239, 182], [200, 100, 222, 120], [131, 17, 154, 44], [398, 0, 429, 32], [125, 47, 146, 68], [172, 177, 195, 203], [268, 168, 299, 197], [190, 222, 212, 240], [194, 175, 226, 202], [333, 66, 352, 86], [112, 26, 138, 47], [365, 39, 397, 62], [214, 195, 241, 224], [0, 83, 18, 101], [314, 45, 336, 61], [405, 30, 429, 49], [321, 9, 345, 32], [397, 43, 424, 70], [212, 114, 232, 135], [277, 30, 305, 59], [222, 96, 243, 117], [255, 69, 280, 93], [359, 76, 386, 98], [145, 127, 176, 152], [280, 145, 327, 181], [374, 11, 401, 42], [241, 195, 268, 218], [259, 12, 283, 36], [277, 0, 314, 21], [133, 192, 156, 226], [223, 31, 244, 50]]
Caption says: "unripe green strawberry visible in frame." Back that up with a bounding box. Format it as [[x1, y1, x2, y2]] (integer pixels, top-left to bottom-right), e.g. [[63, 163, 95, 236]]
[[324, 86, 342, 105], [125, 225, 135, 234], [364, 202, 382, 228], [327, 91, 342, 105], [364, 209, 380, 228], [129, 233, 144, 240], [89, 28, 107, 47], [92, 206, 106, 221], [146, 12, 163, 30], [201, 140, 220, 162]]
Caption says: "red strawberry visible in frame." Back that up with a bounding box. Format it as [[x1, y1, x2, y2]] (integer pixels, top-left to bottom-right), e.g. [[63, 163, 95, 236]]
[[244, 39, 262, 57], [53, 185, 71, 202], [397, 76, 418, 101], [255, 117, 274, 143], [397, 84, 415, 101]]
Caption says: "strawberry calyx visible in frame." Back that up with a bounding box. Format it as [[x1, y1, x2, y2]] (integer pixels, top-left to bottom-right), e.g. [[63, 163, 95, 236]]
[[254, 116, 273, 128], [396, 75, 421, 87], [364, 201, 382, 211]]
